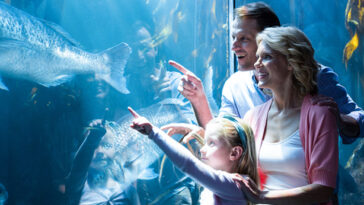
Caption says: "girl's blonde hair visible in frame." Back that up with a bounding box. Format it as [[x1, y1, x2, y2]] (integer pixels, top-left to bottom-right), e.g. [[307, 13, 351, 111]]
[[206, 117, 259, 186], [256, 26, 319, 97]]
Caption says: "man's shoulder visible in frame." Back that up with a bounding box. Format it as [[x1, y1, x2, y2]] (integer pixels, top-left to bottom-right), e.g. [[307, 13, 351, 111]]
[[225, 70, 254, 86], [317, 64, 337, 79], [230, 70, 254, 78]]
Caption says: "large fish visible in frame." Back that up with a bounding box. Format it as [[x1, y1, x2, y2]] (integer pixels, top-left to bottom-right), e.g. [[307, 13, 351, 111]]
[[0, 2, 130, 93], [80, 99, 196, 204]]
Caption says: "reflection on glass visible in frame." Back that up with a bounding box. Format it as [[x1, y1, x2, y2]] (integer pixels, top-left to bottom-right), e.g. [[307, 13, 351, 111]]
[[5, 0, 364, 205]]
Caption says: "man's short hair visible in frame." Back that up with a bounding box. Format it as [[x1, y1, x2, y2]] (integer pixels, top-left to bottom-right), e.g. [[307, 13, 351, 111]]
[[235, 2, 280, 32]]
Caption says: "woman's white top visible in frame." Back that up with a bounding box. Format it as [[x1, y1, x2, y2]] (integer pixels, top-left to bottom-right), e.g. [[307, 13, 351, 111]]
[[259, 130, 309, 190]]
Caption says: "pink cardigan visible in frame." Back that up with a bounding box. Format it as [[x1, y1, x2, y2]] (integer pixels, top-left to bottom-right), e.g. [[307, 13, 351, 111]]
[[245, 95, 338, 203]]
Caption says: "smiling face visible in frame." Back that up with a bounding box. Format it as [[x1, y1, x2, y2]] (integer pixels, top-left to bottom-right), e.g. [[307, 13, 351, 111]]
[[231, 17, 260, 71], [254, 42, 291, 91], [127, 26, 157, 73], [200, 127, 234, 172]]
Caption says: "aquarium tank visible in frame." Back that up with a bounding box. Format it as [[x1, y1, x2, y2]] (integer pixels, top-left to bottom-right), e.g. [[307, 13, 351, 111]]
[[0, 0, 363, 204]]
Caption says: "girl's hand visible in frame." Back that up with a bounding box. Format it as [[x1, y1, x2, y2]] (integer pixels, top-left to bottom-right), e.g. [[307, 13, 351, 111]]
[[161, 123, 205, 144], [128, 107, 153, 135]]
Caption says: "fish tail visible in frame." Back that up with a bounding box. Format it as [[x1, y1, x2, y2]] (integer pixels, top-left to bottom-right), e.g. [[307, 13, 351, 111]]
[[99, 42, 131, 94], [0, 76, 9, 91]]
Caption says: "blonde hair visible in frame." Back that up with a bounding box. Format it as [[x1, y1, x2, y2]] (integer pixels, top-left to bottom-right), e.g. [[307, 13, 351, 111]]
[[206, 117, 259, 186], [256, 26, 319, 97]]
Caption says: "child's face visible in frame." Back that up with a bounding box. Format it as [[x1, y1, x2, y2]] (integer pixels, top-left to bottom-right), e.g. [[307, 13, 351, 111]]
[[200, 130, 234, 172], [92, 129, 116, 168]]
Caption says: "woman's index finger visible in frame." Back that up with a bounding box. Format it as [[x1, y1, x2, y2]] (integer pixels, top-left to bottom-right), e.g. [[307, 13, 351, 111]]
[[128, 107, 140, 118], [168, 60, 191, 75]]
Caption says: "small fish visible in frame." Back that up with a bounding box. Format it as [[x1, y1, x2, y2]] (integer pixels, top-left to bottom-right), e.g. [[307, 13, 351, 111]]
[[0, 2, 130, 93], [343, 0, 364, 67]]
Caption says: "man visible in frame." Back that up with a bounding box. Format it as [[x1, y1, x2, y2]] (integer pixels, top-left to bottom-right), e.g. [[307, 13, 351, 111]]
[[173, 2, 363, 144]]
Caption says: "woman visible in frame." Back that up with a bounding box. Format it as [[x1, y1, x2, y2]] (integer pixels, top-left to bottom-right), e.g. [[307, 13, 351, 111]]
[[240, 26, 338, 204]]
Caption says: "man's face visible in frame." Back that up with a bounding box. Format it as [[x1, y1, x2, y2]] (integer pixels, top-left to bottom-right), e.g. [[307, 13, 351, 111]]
[[231, 18, 260, 71]]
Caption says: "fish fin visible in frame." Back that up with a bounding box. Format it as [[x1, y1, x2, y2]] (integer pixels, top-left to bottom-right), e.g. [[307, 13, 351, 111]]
[[42, 20, 81, 47], [99, 42, 131, 94], [0, 76, 9, 91], [37, 74, 74, 87], [138, 167, 158, 180]]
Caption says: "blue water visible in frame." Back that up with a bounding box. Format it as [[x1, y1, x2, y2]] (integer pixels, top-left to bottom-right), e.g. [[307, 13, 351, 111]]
[[0, 0, 228, 204], [0, 0, 363, 204]]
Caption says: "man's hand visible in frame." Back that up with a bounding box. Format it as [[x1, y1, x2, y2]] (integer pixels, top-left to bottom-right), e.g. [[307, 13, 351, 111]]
[[128, 107, 153, 135], [169, 60, 205, 104], [311, 95, 360, 138], [311, 95, 338, 111], [169, 60, 213, 127], [161, 123, 205, 144]]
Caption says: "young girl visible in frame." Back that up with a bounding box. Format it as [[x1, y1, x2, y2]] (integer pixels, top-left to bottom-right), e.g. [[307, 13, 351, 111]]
[[128, 107, 258, 205]]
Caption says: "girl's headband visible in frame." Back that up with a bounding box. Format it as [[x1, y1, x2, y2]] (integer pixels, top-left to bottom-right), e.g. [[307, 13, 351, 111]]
[[221, 115, 248, 155]]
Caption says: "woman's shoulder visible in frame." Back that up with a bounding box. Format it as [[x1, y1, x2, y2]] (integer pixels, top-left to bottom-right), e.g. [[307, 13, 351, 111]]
[[302, 95, 334, 114], [249, 99, 272, 114], [244, 100, 272, 126]]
